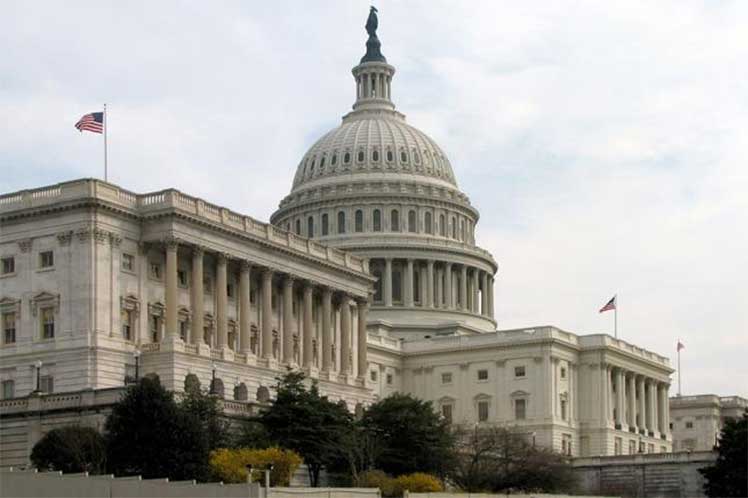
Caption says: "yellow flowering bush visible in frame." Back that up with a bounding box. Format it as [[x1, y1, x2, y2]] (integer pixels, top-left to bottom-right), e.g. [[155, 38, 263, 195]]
[[392, 472, 443, 495], [209, 447, 302, 485], [357, 469, 396, 497]]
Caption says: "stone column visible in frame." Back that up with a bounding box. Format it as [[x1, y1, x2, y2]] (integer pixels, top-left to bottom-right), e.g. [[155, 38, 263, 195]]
[[216, 253, 228, 349], [444, 263, 453, 309], [282, 276, 295, 364], [488, 275, 495, 318], [190, 246, 204, 344], [627, 372, 637, 429], [357, 299, 368, 379], [426, 260, 434, 308], [239, 261, 252, 353], [460, 265, 468, 311], [384, 258, 393, 307], [637, 376, 646, 431], [657, 383, 666, 434], [662, 384, 671, 436], [435, 265, 443, 308], [650, 380, 658, 435], [303, 283, 314, 368], [405, 259, 414, 307], [340, 296, 351, 375], [261, 269, 273, 359], [164, 239, 178, 339], [472, 269, 480, 313], [600, 363, 610, 425], [321, 287, 332, 372], [615, 368, 625, 428], [481, 271, 489, 316]]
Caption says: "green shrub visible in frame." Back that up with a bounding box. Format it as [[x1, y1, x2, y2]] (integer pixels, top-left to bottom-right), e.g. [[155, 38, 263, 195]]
[[31, 426, 106, 474], [209, 447, 302, 485], [357, 469, 396, 496]]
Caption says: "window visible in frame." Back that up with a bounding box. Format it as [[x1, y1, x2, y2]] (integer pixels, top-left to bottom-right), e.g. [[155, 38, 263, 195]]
[[514, 365, 526, 378], [177, 269, 188, 287], [370, 370, 378, 382], [122, 253, 134, 272], [373, 268, 383, 303], [400, 150, 408, 163], [355, 210, 363, 232], [344, 152, 351, 164], [321, 214, 329, 236], [372, 150, 379, 162], [40, 375, 54, 393], [122, 310, 133, 341], [408, 210, 416, 232], [478, 400, 489, 422], [331, 154, 337, 166], [390, 210, 399, 231], [373, 210, 382, 232], [386, 373, 393, 385], [441, 404, 453, 423], [307, 216, 314, 237], [614, 437, 622, 455], [441, 372, 452, 384], [39, 251, 54, 268], [439, 214, 446, 236], [179, 320, 188, 341], [477, 369, 488, 381], [515, 399, 526, 420], [150, 315, 160, 342], [1, 257, 15, 275], [561, 399, 567, 420], [227, 283, 236, 299], [338, 211, 346, 234], [629, 440, 637, 455], [685, 421, 694, 429], [41, 308, 54, 339], [387, 150, 394, 162], [424, 212, 432, 234], [295, 219, 301, 235], [150, 263, 162, 280], [2, 380, 14, 399], [563, 434, 572, 456], [358, 150, 365, 162], [560, 367, 567, 379], [3, 313, 16, 344]]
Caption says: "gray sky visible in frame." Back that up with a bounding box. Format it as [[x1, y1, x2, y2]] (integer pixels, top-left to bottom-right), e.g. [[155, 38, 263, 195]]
[[2, 1, 746, 397]]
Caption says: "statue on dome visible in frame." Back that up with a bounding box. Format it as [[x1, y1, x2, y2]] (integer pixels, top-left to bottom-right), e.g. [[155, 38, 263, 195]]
[[361, 6, 386, 63], [365, 6, 379, 38]]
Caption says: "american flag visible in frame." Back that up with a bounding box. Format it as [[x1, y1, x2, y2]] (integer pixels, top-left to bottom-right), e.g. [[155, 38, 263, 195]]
[[677, 341, 685, 352], [75, 112, 104, 134], [599, 295, 616, 313]]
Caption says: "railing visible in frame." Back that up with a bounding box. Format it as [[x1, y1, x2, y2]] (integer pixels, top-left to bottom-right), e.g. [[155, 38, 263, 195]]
[[0, 179, 369, 276]]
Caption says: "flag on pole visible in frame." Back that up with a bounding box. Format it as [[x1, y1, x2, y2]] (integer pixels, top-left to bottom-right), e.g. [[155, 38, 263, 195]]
[[599, 295, 617, 313], [677, 341, 685, 352], [75, 112, 104, 134]]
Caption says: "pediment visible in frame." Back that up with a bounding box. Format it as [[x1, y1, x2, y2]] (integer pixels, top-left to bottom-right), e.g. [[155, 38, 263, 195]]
[[510, 389, 530, 397]]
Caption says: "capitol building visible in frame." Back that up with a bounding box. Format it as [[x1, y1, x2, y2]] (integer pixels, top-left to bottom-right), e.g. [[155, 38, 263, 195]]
[[0, 11, 673, 466]]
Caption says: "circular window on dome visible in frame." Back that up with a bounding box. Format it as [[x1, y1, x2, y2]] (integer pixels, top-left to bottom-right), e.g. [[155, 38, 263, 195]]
[[358, 150, 365, 163], [344, 151, 351, 164], [372, 150, 379, 162]]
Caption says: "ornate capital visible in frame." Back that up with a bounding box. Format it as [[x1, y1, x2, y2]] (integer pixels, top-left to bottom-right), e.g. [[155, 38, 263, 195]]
[[192, 245, 205, 257], [162, 236, 180, 250], [109, 232, 122, 247], [240, 260, 252, 271]]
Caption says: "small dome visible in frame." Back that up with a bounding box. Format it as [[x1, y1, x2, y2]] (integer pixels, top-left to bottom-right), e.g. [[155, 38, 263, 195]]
[[291, 114, 458, 192]]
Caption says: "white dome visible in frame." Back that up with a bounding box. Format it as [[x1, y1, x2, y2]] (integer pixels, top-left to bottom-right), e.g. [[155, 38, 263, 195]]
[[291, 113, 458, 192]]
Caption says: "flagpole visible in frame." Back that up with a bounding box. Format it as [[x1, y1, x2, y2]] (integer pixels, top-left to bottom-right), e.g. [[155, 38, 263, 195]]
[[678, 341, 682, 396], [614, 294, 618, 338], [103, 103, 108, 182]]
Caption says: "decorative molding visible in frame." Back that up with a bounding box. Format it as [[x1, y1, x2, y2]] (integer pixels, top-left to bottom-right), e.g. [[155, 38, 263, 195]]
[[109, 233, 123, 247], [30, 292, 60, 316], [0, 297, 22, 315], [56, 231, 73, 246], [148, 302, 165, 317], [120, 294, 140, 313], [18, 239, 32, 253]]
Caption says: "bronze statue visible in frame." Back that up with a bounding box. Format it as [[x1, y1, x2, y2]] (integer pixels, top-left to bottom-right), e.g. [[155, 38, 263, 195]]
[[366, 6, 379, 38], [361, 6, 386, 63]]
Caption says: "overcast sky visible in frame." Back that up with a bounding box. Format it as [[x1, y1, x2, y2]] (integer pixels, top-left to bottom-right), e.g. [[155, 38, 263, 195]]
[[2, 1, 746, 397]]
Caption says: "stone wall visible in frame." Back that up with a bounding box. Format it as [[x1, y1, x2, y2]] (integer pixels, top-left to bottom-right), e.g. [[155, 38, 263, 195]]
[[572, 451, 716, 498]]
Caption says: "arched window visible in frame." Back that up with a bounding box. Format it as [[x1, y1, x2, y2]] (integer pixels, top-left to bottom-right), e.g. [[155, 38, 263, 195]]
[[331, 154, 337, 166], [322, 214, 329, 236], [372, 150, 379, 162], [439, 214, 446, 236], [373, 209, 382, 232], [355, 210, 364, 232], [358, 150, 365, 162], [338, 211, 346, 234], [452, 217, 457, 239], [307, 216, 314, 237], [425, 212, 432, 234], [387, 150, 394, 162], [408, 210, 416, 233], [344, 152, 351, 164], [295, 219, 301, 235], [320, 156, 325, 169], [390, 210, 400, 232], [400, 150, 408, 163]]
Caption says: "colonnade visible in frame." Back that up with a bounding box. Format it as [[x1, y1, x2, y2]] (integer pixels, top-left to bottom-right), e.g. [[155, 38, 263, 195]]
[[371, 257, 495, 318], [601, 364, 670, 437], [160, 239, 369, 379]]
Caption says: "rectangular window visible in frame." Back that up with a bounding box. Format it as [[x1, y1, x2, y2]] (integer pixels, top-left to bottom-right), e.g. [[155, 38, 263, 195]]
[[442, 404, 453, 423], [227, 283, 235, 299], [121, 253, 135, 272], [478, 400, 489, 422], [386, 373, 393, 385], [3, 312, 16, 344], [561, 399, 567, 420], [40, 375, 54, 393], [477, 369, 488, 381], [179, 320, 188, 341], [563, 434, 572, 456], [441, 372, 452, 384], [177, 269, 188, 287], [370, 370, 377, 382], [560, 367, 566, 379], [1, 380, 14, 399], [1, 257, 15, 275], [122, 310, 133, 341], [685, 421, 693, 429], [514, 365, 526, 378], [515, 399, 526, 420], [647, 443, 654, 454], [41, 308, 54, 339], [629, 440, 637, 455], [614, 437, 622, 455], [150, 316, 160, 342], [39, 251, 54, 268], [149, 263, 162, 280]]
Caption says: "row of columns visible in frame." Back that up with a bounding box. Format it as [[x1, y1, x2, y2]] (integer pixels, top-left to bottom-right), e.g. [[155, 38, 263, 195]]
[[602, 364, 670, 437], [162, 240, 369, 379], [375, 258, 495, 318]]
